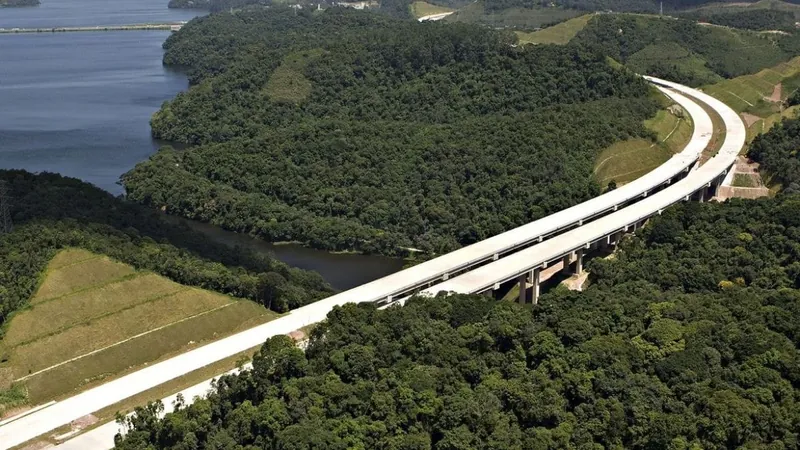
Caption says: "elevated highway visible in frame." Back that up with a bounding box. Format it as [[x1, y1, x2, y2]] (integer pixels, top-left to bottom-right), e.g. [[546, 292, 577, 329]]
[[420, 77, 745, 301], [0, 80, 724, 450]]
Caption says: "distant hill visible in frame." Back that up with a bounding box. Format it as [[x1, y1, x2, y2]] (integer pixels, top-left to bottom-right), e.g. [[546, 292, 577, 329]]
[[0, 0, 39, 6], [573, 14, 800, 86], [168, 0, 209, 9]]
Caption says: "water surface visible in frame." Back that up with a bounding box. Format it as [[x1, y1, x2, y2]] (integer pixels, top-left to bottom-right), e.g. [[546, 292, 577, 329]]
[[0, 0, 405, 287]]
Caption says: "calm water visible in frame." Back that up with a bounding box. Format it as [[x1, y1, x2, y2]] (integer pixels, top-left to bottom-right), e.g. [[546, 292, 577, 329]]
[[0, 0, 404, 288], [0, 0, 199, 28]]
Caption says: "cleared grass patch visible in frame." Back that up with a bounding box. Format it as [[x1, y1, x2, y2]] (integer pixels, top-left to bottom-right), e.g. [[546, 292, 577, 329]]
[[3, 274, 184, 348], [594, 104, 692, 187], [11, 288, 234, 377], [0, 249, 279, 410], [33, 253, 134, 303], [264, 48, 324, 104], [515, 14, 592, 45], [704, 57, 800, 142], [733, 173, 758, 187], [24, 301, 275, 404], [705, 56, 800, 115], [410, 1, 452, 18]]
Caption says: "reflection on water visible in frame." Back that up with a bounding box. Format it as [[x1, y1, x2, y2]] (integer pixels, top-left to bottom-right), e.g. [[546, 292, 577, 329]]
[[172, 217, 406, 291], [0, 0, 403, 287]]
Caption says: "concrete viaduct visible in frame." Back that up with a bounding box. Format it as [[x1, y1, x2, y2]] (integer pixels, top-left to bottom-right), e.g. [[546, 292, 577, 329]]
[[0, 78, 745, 450]]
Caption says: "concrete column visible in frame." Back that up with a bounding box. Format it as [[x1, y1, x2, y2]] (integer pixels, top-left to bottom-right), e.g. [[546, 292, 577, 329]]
[[562, 254, 571, 274], [531, 268, 541, 305], [698, 189, 705, 203], [518, 274, 526, 304], [576, 250, 583, 275]]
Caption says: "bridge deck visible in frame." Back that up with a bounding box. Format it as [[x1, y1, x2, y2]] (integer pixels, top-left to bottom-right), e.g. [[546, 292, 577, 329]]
[[0, 80, 722, 450], [421, 78, 745, 296]]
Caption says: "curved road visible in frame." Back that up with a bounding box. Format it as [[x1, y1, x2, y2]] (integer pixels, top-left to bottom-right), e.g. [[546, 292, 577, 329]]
[[0, 79, 734, 450]]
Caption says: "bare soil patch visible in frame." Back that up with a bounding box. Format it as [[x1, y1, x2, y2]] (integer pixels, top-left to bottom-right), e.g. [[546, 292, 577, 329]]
[[741, 112, 761, 127], [769, 82, 782, 103]]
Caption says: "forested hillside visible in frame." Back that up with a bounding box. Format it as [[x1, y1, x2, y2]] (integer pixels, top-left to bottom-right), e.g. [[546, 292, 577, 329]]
[[748, 117, 800, 189], [0, 170, 332, 332], [679, 8, 797, 31], [573, 14, 800, 86], [123, 8, 659, 256], [114, 194, 800, 449]]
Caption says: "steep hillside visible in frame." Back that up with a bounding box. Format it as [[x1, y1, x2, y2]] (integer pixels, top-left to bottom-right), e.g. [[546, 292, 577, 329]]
[[573, 14, 800, 86], [0, 170, 332, 336], [122, 8, 660, 257]]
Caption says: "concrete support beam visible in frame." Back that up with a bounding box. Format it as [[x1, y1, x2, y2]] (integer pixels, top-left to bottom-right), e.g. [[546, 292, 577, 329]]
[[518, 274, 526, 304], [576, 250, 583, 274], [531, 268, 541, 305], [698, 190, 705, 203], [562, 254, 571, 274]]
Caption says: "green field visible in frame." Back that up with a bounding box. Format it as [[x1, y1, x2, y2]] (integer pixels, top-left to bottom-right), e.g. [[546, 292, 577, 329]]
[[264, 48, 324, 104], [594, 102, 693, 187], [446, 1, 583, 30], [733, 173, 758, 187], [704, 56, 800, 141], [409, 1, 452, 19], [515, 14, 593, 45], [0, 249, 278, 412]]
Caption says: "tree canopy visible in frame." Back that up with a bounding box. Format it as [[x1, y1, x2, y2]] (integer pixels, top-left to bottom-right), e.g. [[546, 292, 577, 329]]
[[115, 194, 800, 449], [0, 170, 333, 333], [748, 117, 800, 191], [572, 14, 800, 86], [122, 8, 659, 256]]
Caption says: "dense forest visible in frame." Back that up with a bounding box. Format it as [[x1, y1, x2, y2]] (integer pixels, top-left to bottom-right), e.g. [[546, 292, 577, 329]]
[[748, 117, 800, 189], [573, 14, 800, 86], [0, 170, 332, 333], [679, 8, 797, 31], [123, 8, 659, 256], [115, 193, 800, 449]]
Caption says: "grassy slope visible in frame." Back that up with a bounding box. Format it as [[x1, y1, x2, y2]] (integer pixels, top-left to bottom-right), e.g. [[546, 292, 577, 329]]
[[594, 96, 693, 187], [0, 249, 279, 410], [264, 49, 324, 104], [704, 56, 800, 142], [446, 1, 583, 29], [515, 14, 593, 45], [409, 1, 453, 18]]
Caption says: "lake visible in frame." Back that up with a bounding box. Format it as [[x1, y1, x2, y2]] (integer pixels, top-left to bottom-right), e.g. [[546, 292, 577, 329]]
[[0, 0, 405, 289]]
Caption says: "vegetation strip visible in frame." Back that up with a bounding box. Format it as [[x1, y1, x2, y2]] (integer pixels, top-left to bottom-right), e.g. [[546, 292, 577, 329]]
[[14, 303, 235, 383]]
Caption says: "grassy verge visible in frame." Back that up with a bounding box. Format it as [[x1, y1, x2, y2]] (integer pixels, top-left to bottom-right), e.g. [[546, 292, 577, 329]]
[[733, 173, 758, 187], [704, 56, 800, 141], [0, 249, 279, 411], [410, 1, 452, 19], [515, 14, 593, 45], [594, 101, 693, 187]]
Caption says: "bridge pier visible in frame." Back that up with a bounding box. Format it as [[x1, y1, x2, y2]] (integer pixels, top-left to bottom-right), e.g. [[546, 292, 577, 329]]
[[576, 249, 583, 275], [531, 268, 540, 305], [518, 274, 526, 304], [561, 254, 571, 274]]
